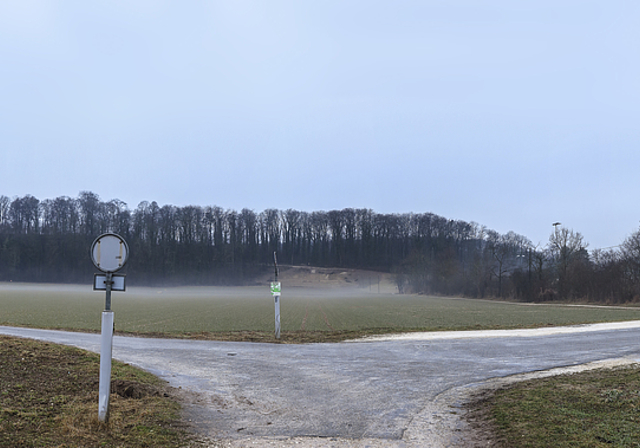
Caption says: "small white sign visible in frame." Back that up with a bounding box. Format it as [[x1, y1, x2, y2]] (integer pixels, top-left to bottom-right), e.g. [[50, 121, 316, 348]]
[[94, 274, 126, 291]]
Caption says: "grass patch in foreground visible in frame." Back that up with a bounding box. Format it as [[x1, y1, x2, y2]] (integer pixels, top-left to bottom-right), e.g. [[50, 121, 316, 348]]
[[0, 335, 192, 448], [480, 365, 640, 447]]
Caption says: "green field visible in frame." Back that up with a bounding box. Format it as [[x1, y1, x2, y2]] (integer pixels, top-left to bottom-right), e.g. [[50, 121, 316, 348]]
[[1, 282, 640, 338]]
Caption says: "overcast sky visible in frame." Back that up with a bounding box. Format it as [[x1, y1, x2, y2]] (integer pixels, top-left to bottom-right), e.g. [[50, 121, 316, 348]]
[[1, 1, 639, 249]]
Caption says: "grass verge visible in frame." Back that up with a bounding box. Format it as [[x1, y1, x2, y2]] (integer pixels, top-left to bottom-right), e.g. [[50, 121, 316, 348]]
[[5, 322, 618, 345], [473, 365, 640, 447], [117, 327, 421, 343], [0, 335, 194, 448]]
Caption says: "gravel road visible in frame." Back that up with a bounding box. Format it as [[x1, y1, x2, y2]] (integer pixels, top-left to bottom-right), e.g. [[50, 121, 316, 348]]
[[2, 322, 640, 447]]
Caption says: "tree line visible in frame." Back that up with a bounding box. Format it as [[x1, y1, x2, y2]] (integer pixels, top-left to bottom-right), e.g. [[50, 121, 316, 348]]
[[1, 191, 640, 303]]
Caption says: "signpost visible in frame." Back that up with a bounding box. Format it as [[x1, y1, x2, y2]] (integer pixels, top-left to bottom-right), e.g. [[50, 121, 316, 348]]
[[271, 281, 281, 339], [271, 252, 281, 339], [90, 233, 129, 423]]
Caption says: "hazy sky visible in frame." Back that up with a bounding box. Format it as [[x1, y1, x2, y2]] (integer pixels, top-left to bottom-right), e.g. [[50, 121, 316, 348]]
[[1, 1, 639, 249]]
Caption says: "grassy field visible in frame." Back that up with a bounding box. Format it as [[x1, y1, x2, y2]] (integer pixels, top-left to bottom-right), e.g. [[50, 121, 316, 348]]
[[1, 282, 640, 341], [481, 365, 640, 447]]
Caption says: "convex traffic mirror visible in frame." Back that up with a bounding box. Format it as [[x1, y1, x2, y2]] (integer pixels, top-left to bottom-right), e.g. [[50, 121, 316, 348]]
[[91, 233, 129, 273]]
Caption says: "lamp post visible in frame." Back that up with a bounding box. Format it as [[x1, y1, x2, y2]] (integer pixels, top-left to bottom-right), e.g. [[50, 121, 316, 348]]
[[552, 222, 562, 259]]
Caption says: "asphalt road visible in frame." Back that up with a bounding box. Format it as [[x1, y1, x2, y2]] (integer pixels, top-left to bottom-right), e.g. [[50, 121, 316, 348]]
[[2, 322, 640, 446]]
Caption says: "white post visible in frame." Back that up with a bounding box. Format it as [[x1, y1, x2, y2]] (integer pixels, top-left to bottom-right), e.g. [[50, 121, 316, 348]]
[[98, 310, 114, 423], [272, 252, 281, 339], [274, 293, 281, 339]]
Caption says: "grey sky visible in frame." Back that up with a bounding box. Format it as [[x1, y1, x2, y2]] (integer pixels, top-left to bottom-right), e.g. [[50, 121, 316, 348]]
[[1, 1, 639, 249]]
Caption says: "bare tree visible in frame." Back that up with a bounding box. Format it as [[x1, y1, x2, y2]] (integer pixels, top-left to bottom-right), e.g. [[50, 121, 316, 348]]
[[620, 228, 640, 298], [547, 226, 588, 299], [78, 191, 101, 236], [0, 195, 10, 230], [9, 195, 40, 234]]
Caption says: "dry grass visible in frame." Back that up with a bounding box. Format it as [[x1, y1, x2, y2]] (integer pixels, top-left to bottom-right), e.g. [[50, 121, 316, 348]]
[[475, 365, 640, 447], [0, 335, 194, 448]]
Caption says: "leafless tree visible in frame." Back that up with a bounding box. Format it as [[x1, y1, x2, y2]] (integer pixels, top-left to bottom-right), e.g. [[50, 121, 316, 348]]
[[547, 226, 588, 299]]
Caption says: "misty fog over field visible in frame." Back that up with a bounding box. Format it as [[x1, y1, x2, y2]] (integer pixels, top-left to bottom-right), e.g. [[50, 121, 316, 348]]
[[2, 281, 640, 338]]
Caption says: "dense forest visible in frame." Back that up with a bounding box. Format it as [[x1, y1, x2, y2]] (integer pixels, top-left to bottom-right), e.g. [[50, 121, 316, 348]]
[[1, 191, 639, 303]]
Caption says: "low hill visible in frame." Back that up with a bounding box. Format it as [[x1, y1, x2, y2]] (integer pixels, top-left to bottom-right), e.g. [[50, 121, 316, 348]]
[[256, 265, 399, 293]]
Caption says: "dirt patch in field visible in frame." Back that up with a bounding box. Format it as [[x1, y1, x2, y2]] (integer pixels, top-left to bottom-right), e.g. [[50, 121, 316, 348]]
[[111, 379, 166, 399], [256, 265, 398, 293]]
